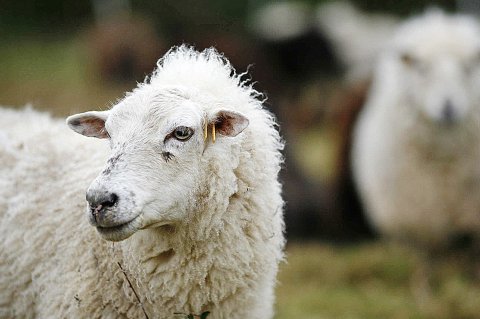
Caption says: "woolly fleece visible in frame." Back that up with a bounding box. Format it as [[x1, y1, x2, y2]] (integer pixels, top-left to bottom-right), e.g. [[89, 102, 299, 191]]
[[0, 46, 285, 318], [352, 11, 480, 250]]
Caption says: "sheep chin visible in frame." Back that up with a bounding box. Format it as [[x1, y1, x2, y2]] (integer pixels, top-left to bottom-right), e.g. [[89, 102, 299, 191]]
[[96, 214, 143, 242]]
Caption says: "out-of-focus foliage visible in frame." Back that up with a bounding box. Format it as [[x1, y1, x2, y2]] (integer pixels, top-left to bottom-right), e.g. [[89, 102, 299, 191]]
[[0, 1, 92, 35], [0, 0, 456, 37], [352, 0, 455, 15]]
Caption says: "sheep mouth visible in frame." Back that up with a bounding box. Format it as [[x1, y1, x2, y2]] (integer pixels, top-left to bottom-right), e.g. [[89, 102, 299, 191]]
[[95, 214, 142, 242]]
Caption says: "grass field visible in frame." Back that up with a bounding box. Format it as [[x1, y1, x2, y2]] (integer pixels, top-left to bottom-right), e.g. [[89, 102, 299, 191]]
[[3, 38, 480, 319], [277, 242, 480, 319], [0, 37, 130, 116]]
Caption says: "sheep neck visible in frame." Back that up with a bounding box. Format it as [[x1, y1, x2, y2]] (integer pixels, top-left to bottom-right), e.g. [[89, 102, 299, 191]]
[[111, 149, 254, 315]]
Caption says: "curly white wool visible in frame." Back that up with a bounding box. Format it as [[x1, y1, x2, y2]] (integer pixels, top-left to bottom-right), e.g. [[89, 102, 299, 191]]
[[0, 46, 285, 318]]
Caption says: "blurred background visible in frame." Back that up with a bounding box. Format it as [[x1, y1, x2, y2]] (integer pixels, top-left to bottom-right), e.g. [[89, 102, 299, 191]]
[[2, 0, 480, 318]]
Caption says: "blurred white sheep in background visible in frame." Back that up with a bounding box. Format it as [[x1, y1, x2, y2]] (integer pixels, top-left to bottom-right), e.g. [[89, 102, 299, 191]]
[[352, 9, 480, 258]]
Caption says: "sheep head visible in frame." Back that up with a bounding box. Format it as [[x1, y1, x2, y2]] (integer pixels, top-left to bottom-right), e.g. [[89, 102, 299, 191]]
[[384, 11, 480, 126], [67, 87, 249, 241]]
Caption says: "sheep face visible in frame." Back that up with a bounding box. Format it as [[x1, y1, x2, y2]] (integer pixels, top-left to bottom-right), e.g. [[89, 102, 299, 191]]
[[66, 88, 248, 241], [388, 12, 480, 126], [396, 51, 480, 125]]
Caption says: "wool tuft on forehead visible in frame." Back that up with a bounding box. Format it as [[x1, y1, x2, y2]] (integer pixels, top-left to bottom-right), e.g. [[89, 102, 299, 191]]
[[134, 45, 263, 114]]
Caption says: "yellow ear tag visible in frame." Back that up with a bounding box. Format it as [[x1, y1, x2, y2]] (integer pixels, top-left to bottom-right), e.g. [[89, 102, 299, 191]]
[[203, 121, 208, 142], [212, 123, 216, 143]]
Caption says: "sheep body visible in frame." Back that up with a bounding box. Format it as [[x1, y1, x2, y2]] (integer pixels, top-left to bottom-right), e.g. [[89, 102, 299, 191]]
[[351, 11, 480, 250], [0, 46, 285, 318]]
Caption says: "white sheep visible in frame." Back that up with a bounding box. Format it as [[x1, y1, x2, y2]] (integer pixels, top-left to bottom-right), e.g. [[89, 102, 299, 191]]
[[0, 46, 285, 319], [351, 10, 480, 251]]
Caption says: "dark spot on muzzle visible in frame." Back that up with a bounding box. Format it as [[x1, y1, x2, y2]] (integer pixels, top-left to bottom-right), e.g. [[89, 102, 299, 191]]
[[102, 153, 123, 175], [108, 153, 122, 166]]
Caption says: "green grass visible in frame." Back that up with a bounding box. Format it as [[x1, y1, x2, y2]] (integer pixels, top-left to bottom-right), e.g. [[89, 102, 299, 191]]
[[276, 242, 480, 319], [0, 37, 130, 116]]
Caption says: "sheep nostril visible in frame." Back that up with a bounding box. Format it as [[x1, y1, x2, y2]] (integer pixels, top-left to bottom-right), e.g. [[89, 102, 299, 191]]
[[102, 193, 118, 208], [86, 191, 118, 211], [87, 192, 118, 225]]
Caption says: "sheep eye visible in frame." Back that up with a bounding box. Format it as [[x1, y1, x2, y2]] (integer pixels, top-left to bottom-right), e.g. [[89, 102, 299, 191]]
[[173, 126, 193, 141]]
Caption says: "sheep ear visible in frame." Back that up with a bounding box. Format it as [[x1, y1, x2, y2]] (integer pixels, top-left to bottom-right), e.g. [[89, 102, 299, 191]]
[[211, 110, 249, 138], [66, 111, 110, 138]]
